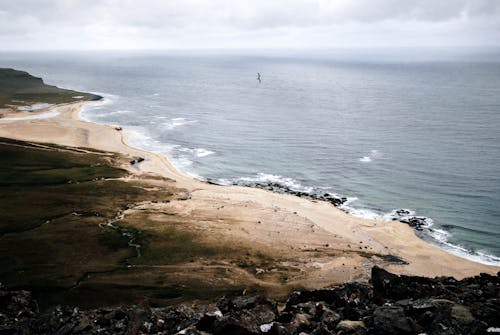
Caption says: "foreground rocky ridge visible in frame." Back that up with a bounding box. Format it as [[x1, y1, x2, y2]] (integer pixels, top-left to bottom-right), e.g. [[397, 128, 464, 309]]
[[2, 267, 499, 335]]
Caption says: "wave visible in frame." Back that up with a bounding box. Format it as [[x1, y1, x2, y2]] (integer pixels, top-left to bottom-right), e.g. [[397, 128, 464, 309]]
[[194, 148, 214, 157], [178, 147, 215, 158], [108, 109, 133, 116], [125, 126, 193, 170], [161, 117, 197, 130], [428, 227, 500, 265], [232, 173, 314, 194], [229, 171, 500, 266], [359, 149, 381, 162], [79, 92, 119, 122], [340, 199, 500, 266]]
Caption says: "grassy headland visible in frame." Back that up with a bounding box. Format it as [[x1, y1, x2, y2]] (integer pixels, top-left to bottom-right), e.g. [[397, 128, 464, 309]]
[[0, 68, 101, 109]]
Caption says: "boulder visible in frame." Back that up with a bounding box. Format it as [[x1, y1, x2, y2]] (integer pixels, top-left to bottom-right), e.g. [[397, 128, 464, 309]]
[[373, 305, 415, 334], [336, 320, 365, 331]]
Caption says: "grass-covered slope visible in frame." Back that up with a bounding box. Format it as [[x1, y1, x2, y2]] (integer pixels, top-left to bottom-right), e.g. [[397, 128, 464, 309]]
[[0, 138, 174, 307], [0, 68, 101, 108], [0, 138, 281, 309]]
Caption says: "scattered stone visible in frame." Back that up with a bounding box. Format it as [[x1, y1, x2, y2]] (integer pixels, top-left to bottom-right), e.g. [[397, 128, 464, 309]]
[[373, 305, 415, 334], [381, 254, 409, 265], [130, 156, 145, 165], [337, 320, 365, 331], [1, 266, 498, 335], [450, 304, 474, 325], [232, 181, 348, 207]]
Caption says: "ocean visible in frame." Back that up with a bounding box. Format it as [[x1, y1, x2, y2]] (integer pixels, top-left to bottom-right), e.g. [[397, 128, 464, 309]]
[[2, 49, 499, 265]]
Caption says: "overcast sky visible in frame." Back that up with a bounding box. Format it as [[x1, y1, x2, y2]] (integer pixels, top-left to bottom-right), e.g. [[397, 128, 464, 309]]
[[1, 0, 499, 50]]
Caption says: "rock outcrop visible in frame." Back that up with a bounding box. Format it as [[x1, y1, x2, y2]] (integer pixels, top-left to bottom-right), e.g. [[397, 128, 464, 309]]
[[1, 267, 499, 335]]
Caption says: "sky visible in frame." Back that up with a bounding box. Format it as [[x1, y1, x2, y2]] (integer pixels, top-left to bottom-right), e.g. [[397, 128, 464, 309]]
[[0, 0, 499, 50]]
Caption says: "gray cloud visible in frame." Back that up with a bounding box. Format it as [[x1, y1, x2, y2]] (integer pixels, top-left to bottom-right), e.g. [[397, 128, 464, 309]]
[[0, 0, 499, 50]]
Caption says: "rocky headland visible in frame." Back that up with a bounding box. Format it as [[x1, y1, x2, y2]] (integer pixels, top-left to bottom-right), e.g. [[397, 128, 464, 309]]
[[0, 68, 101, 112]]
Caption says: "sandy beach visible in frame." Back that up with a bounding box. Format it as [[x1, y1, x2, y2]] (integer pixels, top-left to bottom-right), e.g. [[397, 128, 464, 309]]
[[0, 101, 498, 292]]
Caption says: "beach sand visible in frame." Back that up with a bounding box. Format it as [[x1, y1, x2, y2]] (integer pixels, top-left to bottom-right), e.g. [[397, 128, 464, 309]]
[[0, 102, 498, 293]]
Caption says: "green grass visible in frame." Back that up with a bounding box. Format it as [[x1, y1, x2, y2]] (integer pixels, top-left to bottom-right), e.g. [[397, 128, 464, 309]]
[[124, 220, 224, 265], [0, 68, 101, 108], [0, 138, 170, 303], [0, 138, 130, 233], [0, 137, 287, 309]]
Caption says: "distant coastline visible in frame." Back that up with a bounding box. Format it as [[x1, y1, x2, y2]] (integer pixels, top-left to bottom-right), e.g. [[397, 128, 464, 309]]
[[0, 69, 498, 309]]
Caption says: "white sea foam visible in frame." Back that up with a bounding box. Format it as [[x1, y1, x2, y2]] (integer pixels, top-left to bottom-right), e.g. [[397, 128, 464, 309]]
[[214, 178, 233, 186], [161, 117, 197, 130], [127, 126, 178, 154], [195, 148, 215, 157], [173, 156, 194, 168], [77, 92, 205, 179], [79, 92, 119, 121], [359, 149, 381, 162], [125, 126, 212, 179], [108, 109, 133, 115], [0, 108, 60, 121], [235, 173, 314, 193], [427, 228, 500, 266], [346, 207, 382, 220], [340, 198, 388, 221], [16, 103, 52, 111], [340, 199, 500, 266], [178, 147, 215, 158]]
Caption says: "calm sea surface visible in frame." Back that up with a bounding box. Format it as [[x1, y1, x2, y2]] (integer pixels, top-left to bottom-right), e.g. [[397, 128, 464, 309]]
[[2, 50, 499, 264]]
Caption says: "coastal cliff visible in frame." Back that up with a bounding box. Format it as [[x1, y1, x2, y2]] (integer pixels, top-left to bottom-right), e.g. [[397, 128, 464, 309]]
[[0, 68, 101, 109]]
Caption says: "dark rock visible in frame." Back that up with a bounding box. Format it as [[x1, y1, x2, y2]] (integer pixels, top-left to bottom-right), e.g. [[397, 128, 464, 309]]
[[0, 267, 498, 335], [212, 303, 276, 335], [130, 156, 145, 165], [196, 310, 222, 331], [380, 254, 409, 265], [373, 305, 415, 334], [232, 181, 348, 207], [319, 305, 341, 329], [336, 320, 366, 332], [400, 217, 428, 230]]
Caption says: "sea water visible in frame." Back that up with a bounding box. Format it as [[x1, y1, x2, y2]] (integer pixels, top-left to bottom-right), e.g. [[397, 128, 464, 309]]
[[2, 49, 499, 265]]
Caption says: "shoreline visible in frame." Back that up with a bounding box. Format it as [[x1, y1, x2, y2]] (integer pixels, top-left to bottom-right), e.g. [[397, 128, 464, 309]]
[[80, 98, 500, 268], [0, 101, 498, 286]]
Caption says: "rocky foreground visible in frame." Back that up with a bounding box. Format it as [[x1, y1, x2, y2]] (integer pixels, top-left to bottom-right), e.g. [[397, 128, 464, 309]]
[[2, 267, 499, 335]]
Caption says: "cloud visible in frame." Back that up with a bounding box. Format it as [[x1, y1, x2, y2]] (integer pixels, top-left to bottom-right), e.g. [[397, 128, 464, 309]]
[[0, 0, 499, 50]]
